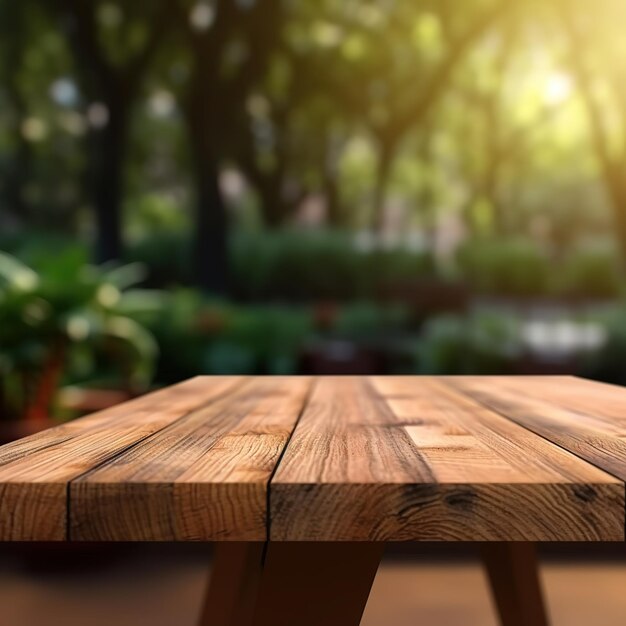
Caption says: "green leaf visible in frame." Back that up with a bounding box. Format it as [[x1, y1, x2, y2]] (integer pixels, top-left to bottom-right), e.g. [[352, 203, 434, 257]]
[[0, 252, 39, 291], [104, 262, 148, 290]]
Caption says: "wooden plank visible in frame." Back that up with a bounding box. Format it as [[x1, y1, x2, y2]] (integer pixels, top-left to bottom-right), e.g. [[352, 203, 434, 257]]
[[249, 542, 384, 626], [0, 376, 244, 540], [481, 542, 550, 626], [269, 376, 623, 541], [1, 374, 624, 543], [446, 376, 626, 482], [198, 542, 265, 626], [70, 377, 312, 540]]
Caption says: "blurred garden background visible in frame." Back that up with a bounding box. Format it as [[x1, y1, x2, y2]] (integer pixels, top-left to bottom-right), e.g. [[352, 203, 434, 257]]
[[2, 0, 626, 437]]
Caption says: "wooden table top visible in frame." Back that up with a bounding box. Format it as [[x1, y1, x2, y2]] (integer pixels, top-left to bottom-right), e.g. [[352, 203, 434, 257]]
[[1, 375, 625, 542]]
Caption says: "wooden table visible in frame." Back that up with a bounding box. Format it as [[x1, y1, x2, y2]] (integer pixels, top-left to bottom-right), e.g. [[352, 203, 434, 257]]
[[1, 376, 625, 626]]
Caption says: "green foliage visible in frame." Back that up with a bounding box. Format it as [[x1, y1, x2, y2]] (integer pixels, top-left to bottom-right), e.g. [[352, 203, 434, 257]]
[[4, 0, 626, 394], [556, 244, 622, 298], [144, 289, 315, 381], [579, 305, 626, 386], [416, 312, 522, 374], [0, 250, 159, 419], [125, 230, 190, 287], [230, 231, 366, 300], [143, 288, 417, 380], [3, 0, 618, 247], [222, 231, 431, 300], [127, 229, 434, 297], [457, 237, 624, 298], [457, 238, 551, 296], [332, 301, 410, 340], [9, 230, 625, 302]]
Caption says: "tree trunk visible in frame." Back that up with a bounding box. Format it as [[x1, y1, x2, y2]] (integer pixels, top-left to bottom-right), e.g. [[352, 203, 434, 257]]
[[3, 12, 32, 224], [5, 112, 32, 223], [91, 98, 129, 263], [484, 166, 505, 237], [371, 143, 393, 232], [258, 176, 289, 228], [187, 109, 229, 294], [324, 170, 342, 227], [183, 57, 231, 294], [557, 2, 626, 265], [606, 171, 626, 265], [194, 162, 229, 294]]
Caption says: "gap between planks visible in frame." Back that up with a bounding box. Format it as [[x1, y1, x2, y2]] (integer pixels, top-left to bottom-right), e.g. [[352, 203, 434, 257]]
[[264, 378, 318, 544], [266, 376, 624, 541], [64, 376, 252, 540], [23, 375, 626, 541]]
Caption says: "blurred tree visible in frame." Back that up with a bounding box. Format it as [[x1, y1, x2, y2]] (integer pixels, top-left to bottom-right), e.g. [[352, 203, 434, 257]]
[[234, 51, 341, 228], [174, 0, 286, 293], [557, 0, 626, 262], [451, 14, 568, 237], [233, 51, 310, 228], [322, 0, 509, 232], [50, 0, 174, 263], [454, 19, 520, 236], [0, 0, 621, 284], [229, 0, 509, 235], [0, 0, 85, 232], [0, 1, 33, 224]]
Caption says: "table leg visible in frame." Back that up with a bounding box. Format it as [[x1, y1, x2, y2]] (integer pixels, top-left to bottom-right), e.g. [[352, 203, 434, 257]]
[[481, 542, 550, 626], [250, 542, 385, 626], [198, 542, 265, 626]]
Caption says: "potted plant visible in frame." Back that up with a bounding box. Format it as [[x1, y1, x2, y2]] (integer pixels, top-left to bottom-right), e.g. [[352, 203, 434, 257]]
[[0, 250, 160, 442]]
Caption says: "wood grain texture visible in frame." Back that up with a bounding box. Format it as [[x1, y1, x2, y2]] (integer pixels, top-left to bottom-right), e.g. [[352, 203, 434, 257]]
[[70, 377, 312, 540], [1, 375, 625, 542], [269, 377, 623, 541], [446, 376, 626, 482], [0, 376, 244, 540]]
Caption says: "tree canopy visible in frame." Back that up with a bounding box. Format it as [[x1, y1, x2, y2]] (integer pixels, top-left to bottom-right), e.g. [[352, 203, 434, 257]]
[[0, 0, 624, 291]]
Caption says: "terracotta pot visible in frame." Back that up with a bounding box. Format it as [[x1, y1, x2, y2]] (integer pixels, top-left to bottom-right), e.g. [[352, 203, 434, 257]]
[[0, 388, 135, 445]]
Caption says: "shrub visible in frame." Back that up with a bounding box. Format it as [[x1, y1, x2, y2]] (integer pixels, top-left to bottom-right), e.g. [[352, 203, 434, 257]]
[[0, 250, 160, 420], [457, 238, 551, 296], [556, 244, 622, 298], [416, 312, 522, 374]]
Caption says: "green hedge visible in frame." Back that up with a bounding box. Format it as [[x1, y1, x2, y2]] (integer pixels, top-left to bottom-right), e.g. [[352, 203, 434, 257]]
[[457, 238, 623, 298], [4, 230, 624, 301], [128, 230, 434, 300], [143, 290, 413, 382]]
